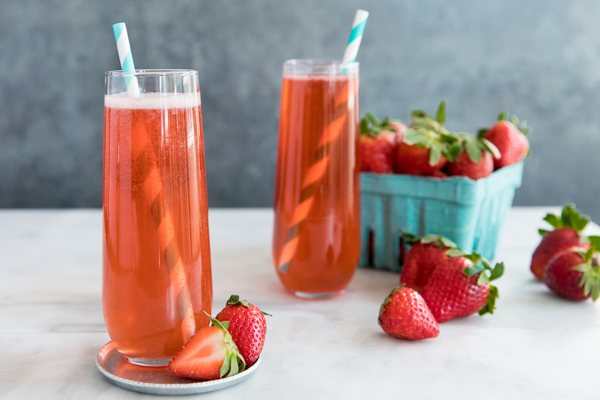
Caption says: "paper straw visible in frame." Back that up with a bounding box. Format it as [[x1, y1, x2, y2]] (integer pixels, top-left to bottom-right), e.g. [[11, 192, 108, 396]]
[[342, 10, 369, 63], [111, 22, 196, 343], [112, 23, 140, 97], [277, 10, 368, 273]]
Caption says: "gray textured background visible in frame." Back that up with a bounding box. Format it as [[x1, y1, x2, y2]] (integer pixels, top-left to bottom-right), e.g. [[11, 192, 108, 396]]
[[1, 0, 599, 219]]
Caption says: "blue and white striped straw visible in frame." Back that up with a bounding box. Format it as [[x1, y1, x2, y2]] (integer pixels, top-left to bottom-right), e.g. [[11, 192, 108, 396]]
[[112, 22, 140, 97], [342, 9, 369, 63]]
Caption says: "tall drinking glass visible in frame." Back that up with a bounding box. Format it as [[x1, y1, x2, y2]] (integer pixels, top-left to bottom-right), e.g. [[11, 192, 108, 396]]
[[103, 70, 213, 366], [273, 59, 360, 298]]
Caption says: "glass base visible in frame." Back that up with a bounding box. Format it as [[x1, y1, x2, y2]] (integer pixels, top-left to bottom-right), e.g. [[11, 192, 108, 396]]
[[127, 357, 171, 367], [291, 290, 342, 299]]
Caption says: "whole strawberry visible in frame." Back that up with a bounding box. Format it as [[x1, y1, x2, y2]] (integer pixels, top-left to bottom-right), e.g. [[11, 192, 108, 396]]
[[396, 101, 455, 175], [400, 234, 457, 292], [420, 249, 504, 323], [215, 295, 268, 366], [378, 285, 439, 340], [543, 242, 600, 301], [444, 134, 500, 180], [482, 112, 529, 169], [530, 204, 590, 280], [359, 112, 405, 174], [168, 317, 245, 381]]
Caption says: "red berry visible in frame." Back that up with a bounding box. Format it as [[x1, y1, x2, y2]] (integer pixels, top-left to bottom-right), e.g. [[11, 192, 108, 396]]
[[396, 142, 447, 175], [485, 120, 529, 168], [216, 295, 267, 366], [543, 248, 597, 301], [445, 150, 493, 180], [378, 286, 439, 340], [530, 205, 591, 280]]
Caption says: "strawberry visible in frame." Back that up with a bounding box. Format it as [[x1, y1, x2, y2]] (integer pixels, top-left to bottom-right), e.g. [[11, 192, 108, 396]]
[[543, 241, 600, 301], [419, 249, 504, 322], [396, 101, 456, 175], [429, 169, 448, 179], [216, 295, 268, 366], [530, 204, 591, 280], [400, 234, 457, 292], [444, 134, 500, 180], [378, 285, 439, 340], [482, 112, 530, 169], [168, 317, 245, 381], [359, 112, 405, 174]]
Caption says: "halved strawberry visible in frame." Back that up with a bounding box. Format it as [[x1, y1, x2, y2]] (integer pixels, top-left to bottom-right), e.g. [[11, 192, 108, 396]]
[[168, 317, 245, 381]]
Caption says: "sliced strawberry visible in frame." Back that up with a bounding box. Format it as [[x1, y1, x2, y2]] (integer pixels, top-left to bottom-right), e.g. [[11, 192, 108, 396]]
[[168, 317, 245, 381]]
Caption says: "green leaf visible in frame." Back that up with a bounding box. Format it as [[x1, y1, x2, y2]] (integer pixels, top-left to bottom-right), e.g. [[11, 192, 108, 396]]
[[543, 213, 562, 229], [440, 132, 459, 143], [477, 273, 490, 285], [411, 110, 432, 122], [360, 117, 369, 135], [429, 144, 442, 166], [402, 232, 420, 245], [436, 100, 446, 124], [438, 236, 458, 249], [466, 140, 482, 163], [447, 248, 467, 257], [490, 262, 505, 281], [448, 142, 463, 161], [538, 229, 550, 236], [463, 263, 485, 277], [478, 285, 499, 315], [477, 128, 488, 139], [497, 112, 509, 121], [588, 236, 600, 252], [510, 116, 519, 126], [220, 352, 232, 377], [479, 138, 501, 159]]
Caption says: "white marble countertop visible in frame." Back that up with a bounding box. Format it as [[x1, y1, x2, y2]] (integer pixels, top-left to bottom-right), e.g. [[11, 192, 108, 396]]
[[1, 207, 599, 399]]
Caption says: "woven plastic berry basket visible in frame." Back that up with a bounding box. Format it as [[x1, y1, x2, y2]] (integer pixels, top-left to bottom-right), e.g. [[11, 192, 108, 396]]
[[359, 162, 524, 272]]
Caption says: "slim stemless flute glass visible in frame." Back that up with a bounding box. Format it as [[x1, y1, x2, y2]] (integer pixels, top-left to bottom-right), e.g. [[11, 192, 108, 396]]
[[103, 70, 213, 366], [272, 59, 360, 298]]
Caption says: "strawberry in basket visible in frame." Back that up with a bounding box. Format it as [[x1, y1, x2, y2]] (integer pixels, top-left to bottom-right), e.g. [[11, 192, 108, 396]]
[[396, 101, 455, 175], [530, 204, 591, 280], [481, 112, 530, 169], [359, 112, 406, 174], [445, 133, 501, 180]]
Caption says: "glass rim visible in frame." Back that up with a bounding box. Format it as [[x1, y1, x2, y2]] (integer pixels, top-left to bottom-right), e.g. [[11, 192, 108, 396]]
[[283, 59, 358, 67], [283, 59, 358, 75], [105, 69, 198, 77]]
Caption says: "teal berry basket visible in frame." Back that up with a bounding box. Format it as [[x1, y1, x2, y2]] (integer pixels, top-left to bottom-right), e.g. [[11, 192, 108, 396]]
[[359, 162, 524, 272]]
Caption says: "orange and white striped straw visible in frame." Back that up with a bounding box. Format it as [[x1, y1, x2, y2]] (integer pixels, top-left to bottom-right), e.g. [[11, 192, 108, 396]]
[[112, 22, 196, 342]]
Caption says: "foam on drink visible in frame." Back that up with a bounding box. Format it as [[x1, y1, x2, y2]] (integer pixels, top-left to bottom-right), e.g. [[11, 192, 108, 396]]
[[105, 92, 201, 109]]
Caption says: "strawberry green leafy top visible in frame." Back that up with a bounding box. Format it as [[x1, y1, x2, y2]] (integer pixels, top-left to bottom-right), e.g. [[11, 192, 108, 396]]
[[538, 204, 590, 236]]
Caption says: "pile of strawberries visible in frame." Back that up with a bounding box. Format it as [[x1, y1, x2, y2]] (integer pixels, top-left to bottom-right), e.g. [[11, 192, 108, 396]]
[[167, 295, 269, 381], [530, 204, 600, 301], [379, 234, 504, 340], [360, 101, 530, 180]]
